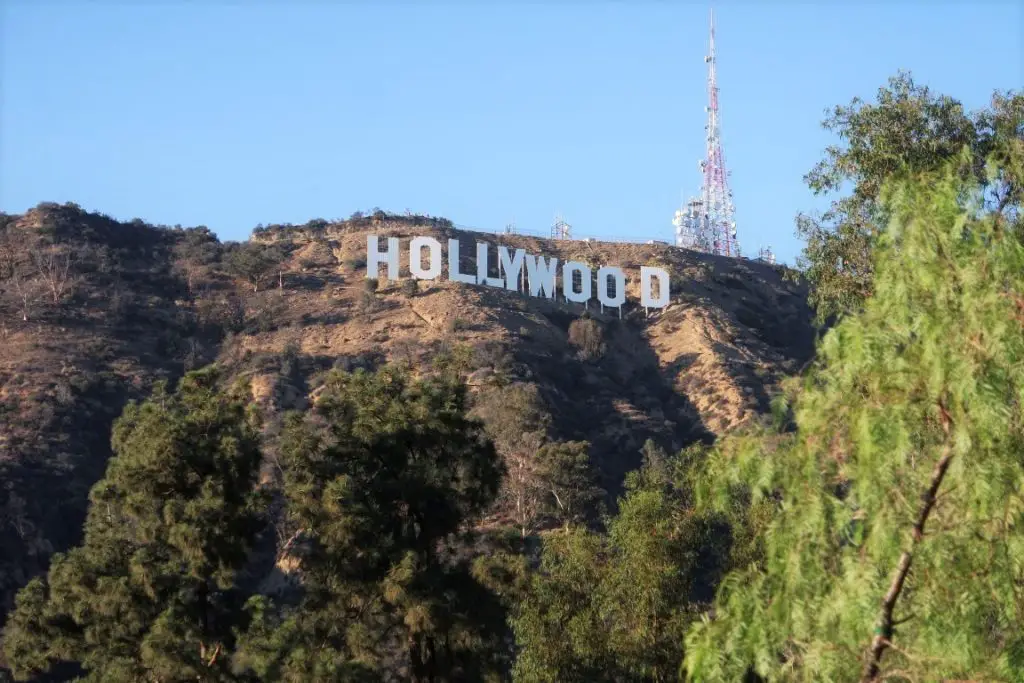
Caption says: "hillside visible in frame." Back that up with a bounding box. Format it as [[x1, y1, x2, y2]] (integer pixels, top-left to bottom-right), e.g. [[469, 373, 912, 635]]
[[0, 203, 815, 642]]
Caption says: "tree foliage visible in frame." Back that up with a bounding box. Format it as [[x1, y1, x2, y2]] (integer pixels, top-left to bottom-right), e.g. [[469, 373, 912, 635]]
[[685, 155, 1024, 681], [535, 441, 604, 531], [173, 226, 222, 295], [3, 367, 266, 682], [507, 450, 746, 683], [472, 383, 551, 537], [797, 72, 1022, 322], [234, 367, 507, 682], [225, 242, 284, 293]]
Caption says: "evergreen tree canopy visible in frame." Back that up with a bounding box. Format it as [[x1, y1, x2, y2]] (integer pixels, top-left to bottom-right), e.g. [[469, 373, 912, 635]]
[[684, 155, 1024, 681], [3, 367, 266, 682], [234, 367, 507, 683]]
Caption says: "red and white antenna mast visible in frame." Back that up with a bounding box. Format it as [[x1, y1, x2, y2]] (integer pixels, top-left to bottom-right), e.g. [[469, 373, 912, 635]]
[[675, 9, 740, 257]]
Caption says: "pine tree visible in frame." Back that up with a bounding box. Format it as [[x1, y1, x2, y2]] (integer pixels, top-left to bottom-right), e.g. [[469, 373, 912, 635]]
[[684, 154, 1024, 681], [2, 367, 266, 682], [234, 366, 507, 682]]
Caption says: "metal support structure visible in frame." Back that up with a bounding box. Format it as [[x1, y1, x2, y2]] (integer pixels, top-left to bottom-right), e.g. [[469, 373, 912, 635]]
[[551, 214, 572, 240], [674, 9, 740, 257]]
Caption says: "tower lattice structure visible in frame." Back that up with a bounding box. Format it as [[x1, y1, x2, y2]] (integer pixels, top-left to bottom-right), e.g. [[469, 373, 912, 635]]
[[550, 214, 571, 240], [674, 9, 739, 257]]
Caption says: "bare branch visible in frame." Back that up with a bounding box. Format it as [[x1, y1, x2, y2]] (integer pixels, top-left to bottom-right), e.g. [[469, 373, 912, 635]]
[[30, 243, 74, 304], [861, 403, 954, 681]]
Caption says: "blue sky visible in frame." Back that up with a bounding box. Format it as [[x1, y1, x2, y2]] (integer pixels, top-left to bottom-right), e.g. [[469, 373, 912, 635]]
[[2, 3, 1021, 265]]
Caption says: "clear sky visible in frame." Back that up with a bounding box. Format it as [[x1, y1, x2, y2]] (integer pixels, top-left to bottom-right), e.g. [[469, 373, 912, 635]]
[[2, 2, 1021, 265]]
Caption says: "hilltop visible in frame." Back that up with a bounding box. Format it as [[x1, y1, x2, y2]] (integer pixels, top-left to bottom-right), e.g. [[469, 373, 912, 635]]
[[0, 203, 815, 645]]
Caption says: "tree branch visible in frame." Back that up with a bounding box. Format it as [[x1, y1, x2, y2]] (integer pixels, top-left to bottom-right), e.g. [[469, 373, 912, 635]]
[[861, 404, 954, 681], [206, 642, 222, 667]]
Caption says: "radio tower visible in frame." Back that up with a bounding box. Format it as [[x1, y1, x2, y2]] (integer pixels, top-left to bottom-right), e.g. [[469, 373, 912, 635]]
[[675, 9, 739, 257]]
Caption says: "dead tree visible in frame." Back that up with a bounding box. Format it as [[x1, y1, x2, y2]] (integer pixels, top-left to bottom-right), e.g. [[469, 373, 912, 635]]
[[0, 241, 41, 321], [10, 265, 42, 322], [31, 243, 74, 304]]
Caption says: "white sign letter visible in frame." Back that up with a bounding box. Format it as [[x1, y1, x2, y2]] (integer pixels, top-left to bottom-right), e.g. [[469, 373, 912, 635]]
[[597, 266, 626, 308], [562, 261, 592, 303], [409, 236, 442, 280], [640, 266, 670, 308], [498, 246, 525, 292], [524, 253, 558, 298], [448, 239, 476, 284], [367, 235, 399, 280], [476, 242, 504, 288]]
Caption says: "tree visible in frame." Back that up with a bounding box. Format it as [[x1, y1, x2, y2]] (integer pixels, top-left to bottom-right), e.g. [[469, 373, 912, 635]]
[[30, 243, 74, 305], [2, 367, 266, 682], [471, 383, 551, 538], [0, 255, 42, 322], [535, 441, 604, 531], [684, 156, 1024, 681], [225, 242, 283, 293], [173, 227, 221, 295], [509, 453, 737, 682], [234, 366, 507, 682], [507, 530, 612, 682], [796, 72, 1022, 322], [567, 317, 605, 361], [0, 233, 43, 321]]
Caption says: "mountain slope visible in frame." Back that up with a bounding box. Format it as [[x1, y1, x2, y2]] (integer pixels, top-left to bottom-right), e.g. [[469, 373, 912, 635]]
[[0, 204, 815, 646]]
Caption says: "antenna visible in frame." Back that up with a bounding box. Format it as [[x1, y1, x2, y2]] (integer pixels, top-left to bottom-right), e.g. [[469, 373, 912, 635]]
[[674, 8, 740, 257]]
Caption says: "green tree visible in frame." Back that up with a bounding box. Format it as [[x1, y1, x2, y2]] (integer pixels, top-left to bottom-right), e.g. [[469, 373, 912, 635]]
[[225, 241, 283, 293], [2, 367, 266, 682], [174, 226, 221, 295], [535, 441, 604, 531], [234, 366, 507, 682], [684, 156, 1024, 681], [509, 453, 741, 683], [797, 72, 1022, 322], [471, 383, 550, 537], [507, 529, 612, 682]]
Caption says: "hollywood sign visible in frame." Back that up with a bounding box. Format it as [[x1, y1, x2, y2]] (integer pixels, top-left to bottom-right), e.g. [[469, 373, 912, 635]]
[[366, 235, 670, 309]]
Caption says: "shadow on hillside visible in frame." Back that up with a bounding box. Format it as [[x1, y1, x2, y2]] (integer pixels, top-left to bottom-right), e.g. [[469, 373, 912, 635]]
[[709, 341, 774, 415], [508, 305, 713, 505], [663, 350, 701, 377], [0, 372, 139, 624], [299, 311, 349, 326], [288, 273, 328, 291]]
